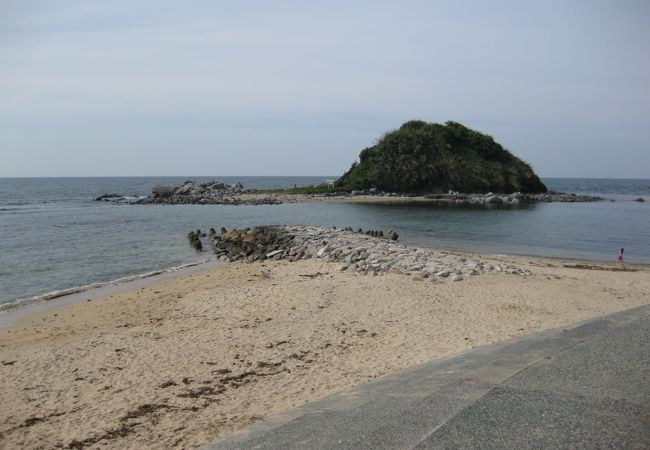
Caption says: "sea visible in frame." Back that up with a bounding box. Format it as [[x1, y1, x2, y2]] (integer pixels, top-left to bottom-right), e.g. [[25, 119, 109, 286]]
[[0, 177, 648, 308]]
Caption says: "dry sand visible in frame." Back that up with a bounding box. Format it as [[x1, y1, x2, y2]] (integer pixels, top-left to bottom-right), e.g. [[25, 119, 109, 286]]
[[1, 255, 649, 449]]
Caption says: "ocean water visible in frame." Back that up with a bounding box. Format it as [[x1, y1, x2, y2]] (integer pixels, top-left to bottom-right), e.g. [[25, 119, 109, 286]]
[[0, 177, 648, 307]]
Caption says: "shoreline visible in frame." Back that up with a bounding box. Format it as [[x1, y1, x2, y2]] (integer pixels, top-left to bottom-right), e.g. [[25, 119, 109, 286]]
[[1, 240, 649, 448], [0, 258, 223, 328], [98, 180, 611, 206], [2, 235, 646, 326], [123, 191, 608, 206]]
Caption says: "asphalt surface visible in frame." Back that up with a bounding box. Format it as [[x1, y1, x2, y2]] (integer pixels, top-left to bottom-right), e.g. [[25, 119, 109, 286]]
[[205, 304, 650, 449]]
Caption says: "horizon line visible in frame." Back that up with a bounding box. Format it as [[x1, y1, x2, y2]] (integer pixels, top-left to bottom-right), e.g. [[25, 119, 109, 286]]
[[0, 175, 648, 180]]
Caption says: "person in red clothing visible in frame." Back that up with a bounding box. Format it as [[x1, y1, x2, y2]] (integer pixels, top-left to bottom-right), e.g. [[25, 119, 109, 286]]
[[617, 248, 624, 264]]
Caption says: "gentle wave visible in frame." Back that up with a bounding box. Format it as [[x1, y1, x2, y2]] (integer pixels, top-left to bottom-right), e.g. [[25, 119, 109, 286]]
[[0, 258, 217, 313]]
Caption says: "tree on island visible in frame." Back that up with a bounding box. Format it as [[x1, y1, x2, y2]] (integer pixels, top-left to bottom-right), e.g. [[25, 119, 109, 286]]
[[336, 120, 547, 194]]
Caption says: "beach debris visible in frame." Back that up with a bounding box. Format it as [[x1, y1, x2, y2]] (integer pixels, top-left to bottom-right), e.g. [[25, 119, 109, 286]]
[[257, 360, 284, 368], [265, 340, 290, 348], [206, 225, 529, 281], [121, 403, 175, 420], [177, 386, 226, 398], [299, 272, 327, 278]]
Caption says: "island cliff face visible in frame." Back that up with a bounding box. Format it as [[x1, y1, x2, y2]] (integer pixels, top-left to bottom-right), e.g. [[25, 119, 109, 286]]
[[336, 121, 547, 194]]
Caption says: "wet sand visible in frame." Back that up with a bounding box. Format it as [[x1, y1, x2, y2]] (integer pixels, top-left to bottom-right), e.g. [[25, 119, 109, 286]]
[[1, 254, 649, 449]]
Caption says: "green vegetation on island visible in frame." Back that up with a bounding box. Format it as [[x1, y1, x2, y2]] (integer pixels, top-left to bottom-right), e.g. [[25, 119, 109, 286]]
[[335, 120, 547, 194]]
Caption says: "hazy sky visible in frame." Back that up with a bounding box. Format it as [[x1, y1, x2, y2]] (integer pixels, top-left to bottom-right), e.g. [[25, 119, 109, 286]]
[[1, 0, 648, 178]]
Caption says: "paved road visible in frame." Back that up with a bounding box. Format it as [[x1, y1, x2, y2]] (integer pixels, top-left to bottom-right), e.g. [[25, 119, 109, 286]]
[[206, 305, 650, 449]]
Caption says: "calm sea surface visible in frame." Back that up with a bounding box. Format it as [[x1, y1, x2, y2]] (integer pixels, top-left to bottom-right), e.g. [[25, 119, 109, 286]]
[[0, 177, 648, 306]]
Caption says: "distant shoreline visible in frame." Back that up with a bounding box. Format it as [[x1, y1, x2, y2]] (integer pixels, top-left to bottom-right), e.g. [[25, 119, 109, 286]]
[[96, 180, 605, 206]]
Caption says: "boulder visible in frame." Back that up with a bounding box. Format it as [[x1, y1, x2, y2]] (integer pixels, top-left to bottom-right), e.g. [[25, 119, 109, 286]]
[[485, 194, 503, 204], [152, 185, 177, 196], [95, 193, 123, 201]]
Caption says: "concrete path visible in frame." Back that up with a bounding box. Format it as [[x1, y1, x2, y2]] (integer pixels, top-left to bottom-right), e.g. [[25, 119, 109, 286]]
[[205, 304, 650, 449]]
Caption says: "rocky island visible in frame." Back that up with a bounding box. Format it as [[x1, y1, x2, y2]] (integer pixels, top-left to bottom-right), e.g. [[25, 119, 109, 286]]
[[335, 120, 547, 194], [95, 121, 603, 205]]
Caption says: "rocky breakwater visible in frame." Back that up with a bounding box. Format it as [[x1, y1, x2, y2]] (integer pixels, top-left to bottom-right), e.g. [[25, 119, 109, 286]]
[[424, 191, 602, 205], [205, 225, 529, 281], [135, 180, 281, 205], [524, 191, 602, 202]]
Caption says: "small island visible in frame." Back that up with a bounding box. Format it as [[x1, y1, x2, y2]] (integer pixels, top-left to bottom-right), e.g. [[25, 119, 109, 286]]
[[335, 120, 547, 194], [96, 121, 603, 205]]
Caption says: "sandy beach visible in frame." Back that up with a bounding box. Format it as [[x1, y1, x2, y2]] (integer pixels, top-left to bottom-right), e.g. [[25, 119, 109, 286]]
[[1, 253, 649, 449]]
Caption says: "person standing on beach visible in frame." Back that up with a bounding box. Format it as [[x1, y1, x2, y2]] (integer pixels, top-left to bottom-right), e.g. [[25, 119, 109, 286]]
[[617, 248, 624, 264]]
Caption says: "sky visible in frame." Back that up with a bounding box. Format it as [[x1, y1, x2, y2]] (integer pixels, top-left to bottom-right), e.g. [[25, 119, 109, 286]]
[[0, 0, 648, 178]]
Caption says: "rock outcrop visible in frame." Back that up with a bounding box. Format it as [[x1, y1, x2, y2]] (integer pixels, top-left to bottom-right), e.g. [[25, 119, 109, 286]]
[[136, 181, 280, 205], [94, 193, 124, 202]]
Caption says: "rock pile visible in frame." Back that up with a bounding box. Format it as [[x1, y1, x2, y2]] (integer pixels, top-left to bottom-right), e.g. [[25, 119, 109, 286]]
[[349, 188, 401, 197], [208, 225, 529, 281], [424, 191, 601, 205], [136, 180, 280, 205], [525, 191, 602, 203]]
